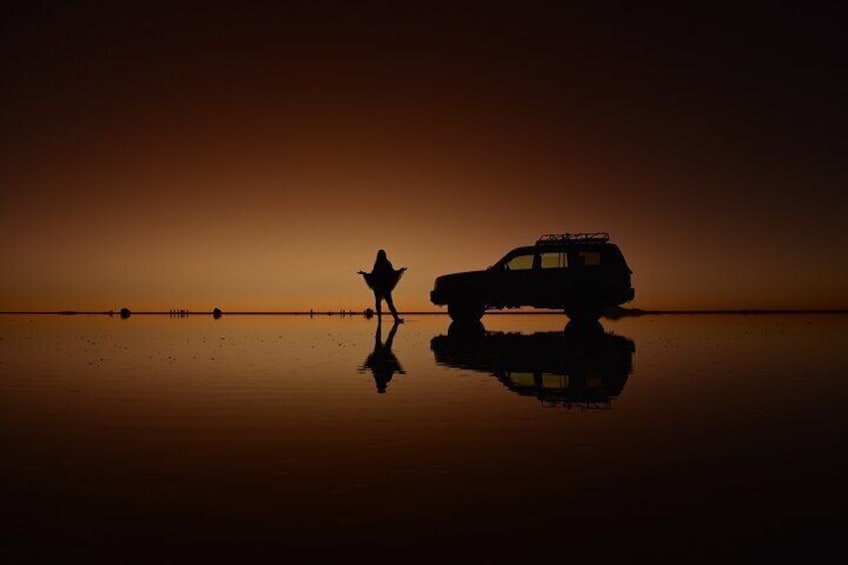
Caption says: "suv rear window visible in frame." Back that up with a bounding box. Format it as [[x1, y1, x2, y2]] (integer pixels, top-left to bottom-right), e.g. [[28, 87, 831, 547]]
[[574, 250, 601, 267]]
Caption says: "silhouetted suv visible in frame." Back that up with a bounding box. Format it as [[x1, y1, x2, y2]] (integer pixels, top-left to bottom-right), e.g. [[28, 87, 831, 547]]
[[430, 233, 635, 322]]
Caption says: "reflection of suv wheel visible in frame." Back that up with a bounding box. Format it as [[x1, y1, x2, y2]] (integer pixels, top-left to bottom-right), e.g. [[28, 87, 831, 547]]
[[448, 302, 486, 322]]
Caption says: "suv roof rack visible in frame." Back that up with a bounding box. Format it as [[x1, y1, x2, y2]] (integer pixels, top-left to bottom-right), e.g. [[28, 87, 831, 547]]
[[536, 232, 610, 246]]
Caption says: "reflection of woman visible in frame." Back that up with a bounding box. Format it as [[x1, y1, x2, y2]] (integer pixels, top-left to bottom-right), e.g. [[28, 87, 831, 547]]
[[358, 249, 407, 323], [360, 321, 404, 394]]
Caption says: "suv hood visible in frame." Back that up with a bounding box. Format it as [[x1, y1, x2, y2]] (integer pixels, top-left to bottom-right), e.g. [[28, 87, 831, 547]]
[[434, 270, 487, 286]]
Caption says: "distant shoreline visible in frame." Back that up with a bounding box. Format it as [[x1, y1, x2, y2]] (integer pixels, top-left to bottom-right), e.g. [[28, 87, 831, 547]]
[[603, 307, 848, 317], [0, 308, 846, 317]]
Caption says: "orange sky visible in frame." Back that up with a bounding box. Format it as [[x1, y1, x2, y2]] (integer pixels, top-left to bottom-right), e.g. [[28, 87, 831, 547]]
[[1, 3, 846, 311]]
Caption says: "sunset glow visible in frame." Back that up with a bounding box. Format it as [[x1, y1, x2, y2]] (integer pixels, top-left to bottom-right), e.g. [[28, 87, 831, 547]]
[[2, 4, 845, 311]]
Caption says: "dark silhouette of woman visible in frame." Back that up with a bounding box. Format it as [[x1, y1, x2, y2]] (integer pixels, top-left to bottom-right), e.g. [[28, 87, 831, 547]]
[[358, 249, 407, 323], [359, 320, 404, 394]]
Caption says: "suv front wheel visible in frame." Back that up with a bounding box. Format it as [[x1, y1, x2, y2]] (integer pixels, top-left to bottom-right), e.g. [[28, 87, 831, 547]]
[[564, 304, 604, 323], [448, 301, 486, 323]]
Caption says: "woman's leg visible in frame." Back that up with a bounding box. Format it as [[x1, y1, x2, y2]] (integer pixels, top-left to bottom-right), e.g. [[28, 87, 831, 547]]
[[385, 292, 402, 322], [375, 293, 382, 321]]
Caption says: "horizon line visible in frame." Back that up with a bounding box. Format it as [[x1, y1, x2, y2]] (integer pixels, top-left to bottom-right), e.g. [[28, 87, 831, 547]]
[[1, 308, 847, 317]]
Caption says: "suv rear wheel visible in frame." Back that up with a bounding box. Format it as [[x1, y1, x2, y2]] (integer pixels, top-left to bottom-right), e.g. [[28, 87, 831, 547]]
[[448, 301, 486, 323]]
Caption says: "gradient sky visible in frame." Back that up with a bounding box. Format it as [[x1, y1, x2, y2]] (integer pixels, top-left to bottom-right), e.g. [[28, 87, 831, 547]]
[[2, 2, 846, 311]]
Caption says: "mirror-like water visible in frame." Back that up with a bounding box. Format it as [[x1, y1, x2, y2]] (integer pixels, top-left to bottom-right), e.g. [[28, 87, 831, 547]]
[[1, 314, 845, 561]]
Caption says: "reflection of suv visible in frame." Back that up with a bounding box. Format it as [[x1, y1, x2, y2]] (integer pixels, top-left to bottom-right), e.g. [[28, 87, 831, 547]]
[[431, 324, 635, 408], [430, 233, 635, 322]]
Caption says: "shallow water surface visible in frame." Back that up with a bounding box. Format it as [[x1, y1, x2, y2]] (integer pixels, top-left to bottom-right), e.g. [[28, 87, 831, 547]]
[[1, 314, 845, 561]]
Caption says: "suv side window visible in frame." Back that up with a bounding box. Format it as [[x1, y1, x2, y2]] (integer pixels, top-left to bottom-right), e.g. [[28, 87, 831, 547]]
[[574, 250, 602, 267], [505, 254, 534, 271], [540, 251, 567, 269]]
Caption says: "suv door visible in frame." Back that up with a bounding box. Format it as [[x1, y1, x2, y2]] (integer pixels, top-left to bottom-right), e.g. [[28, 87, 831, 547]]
[[489, 250, 537, 307], [536, 249, 569, 308], [567, 246, 605, 306]]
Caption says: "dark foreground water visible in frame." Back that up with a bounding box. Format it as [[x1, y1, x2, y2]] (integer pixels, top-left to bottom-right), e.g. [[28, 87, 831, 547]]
[[1, 314, 845, 562]]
